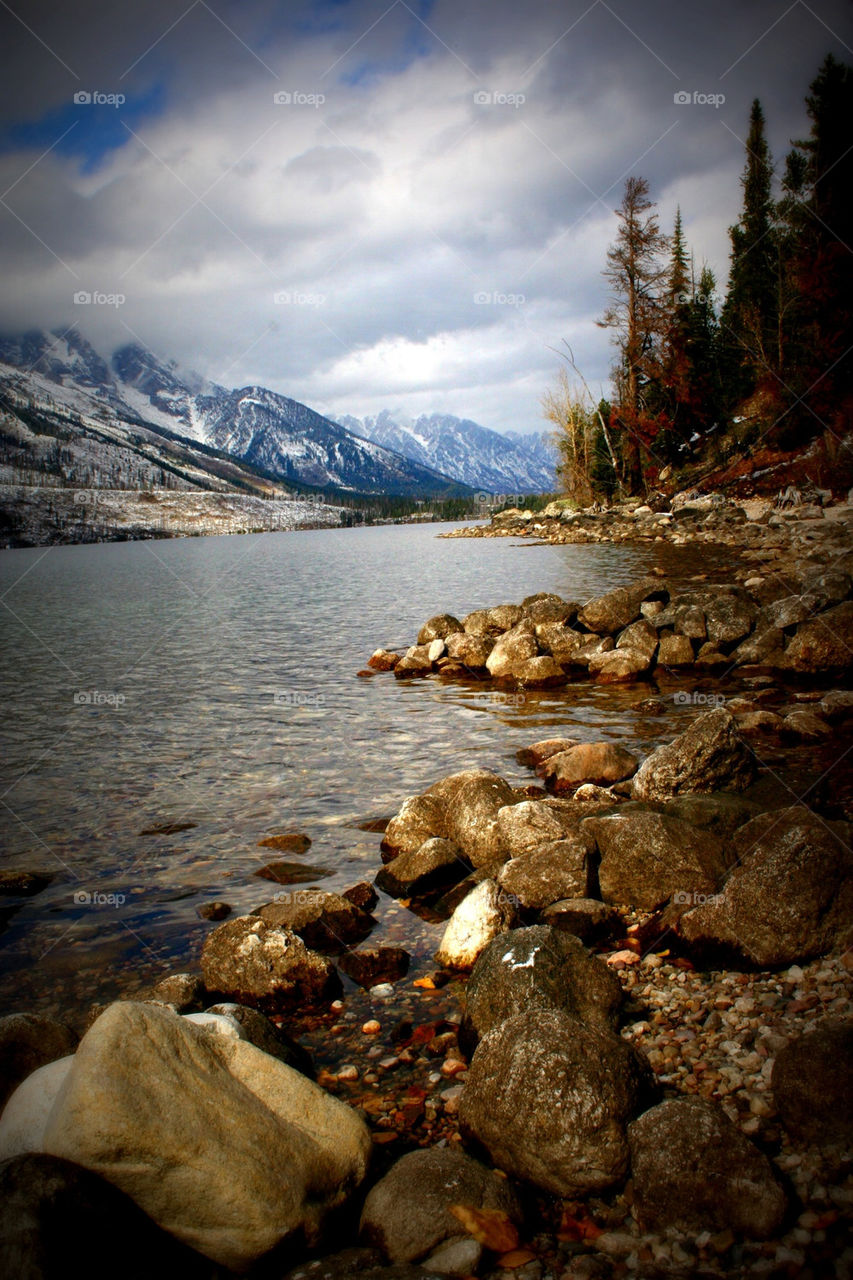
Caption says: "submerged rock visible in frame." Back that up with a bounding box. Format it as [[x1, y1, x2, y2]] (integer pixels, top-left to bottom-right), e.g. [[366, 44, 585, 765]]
[[201, 915, 339, 1009], [253, 888, 373, 952], [538, 742, 639, 791]]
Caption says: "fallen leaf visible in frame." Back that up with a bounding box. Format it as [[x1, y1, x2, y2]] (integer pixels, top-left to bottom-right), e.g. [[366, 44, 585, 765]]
[[414, 976, 436, 989], [449, 1205, 519, 1253], [497, 1249, 537, 1268]]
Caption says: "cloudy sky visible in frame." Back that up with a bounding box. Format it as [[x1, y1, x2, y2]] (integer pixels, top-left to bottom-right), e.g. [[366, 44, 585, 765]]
[[0, 0, 850, 434]]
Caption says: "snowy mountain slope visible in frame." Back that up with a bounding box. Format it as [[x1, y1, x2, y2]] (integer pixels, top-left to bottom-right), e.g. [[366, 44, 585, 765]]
[[337, 410, 557, 494], [0, 331, 473, 498]]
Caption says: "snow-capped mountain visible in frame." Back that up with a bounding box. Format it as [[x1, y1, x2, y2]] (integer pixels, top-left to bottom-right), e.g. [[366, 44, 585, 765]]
[[0, 330, 471, 498], [337, 410, 557, 494]]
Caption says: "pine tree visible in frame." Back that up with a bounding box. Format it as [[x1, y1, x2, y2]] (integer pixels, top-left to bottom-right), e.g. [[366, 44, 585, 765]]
[[721, 99, 777, 407], [598, 177, 669, 492]]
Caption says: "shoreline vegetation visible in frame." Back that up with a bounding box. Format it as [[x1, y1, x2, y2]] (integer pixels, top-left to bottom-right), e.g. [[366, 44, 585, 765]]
[[1, 502, 851, 1279]]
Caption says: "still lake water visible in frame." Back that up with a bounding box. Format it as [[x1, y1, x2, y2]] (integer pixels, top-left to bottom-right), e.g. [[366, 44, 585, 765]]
[[0, 521, 732, 1022]]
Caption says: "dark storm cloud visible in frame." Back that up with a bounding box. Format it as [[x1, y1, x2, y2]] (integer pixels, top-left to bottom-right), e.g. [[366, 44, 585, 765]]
[[0, 0, 849, 431]]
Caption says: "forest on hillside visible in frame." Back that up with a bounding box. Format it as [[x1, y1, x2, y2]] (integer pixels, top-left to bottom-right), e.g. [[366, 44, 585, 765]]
[[547, 54, 853, 503]]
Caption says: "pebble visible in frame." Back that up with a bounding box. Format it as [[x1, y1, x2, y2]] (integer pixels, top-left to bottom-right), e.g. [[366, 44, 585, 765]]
[[361, 1020, 381, 1034]]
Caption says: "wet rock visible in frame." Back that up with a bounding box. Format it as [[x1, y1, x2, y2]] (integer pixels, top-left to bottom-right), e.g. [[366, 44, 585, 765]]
[[570, 635, 616, 667], [771, 1018, 853, 1147], [0, 871, 52, 896], [657, 633, 695, 666], [485, 623, 538, 678], [258, 832, 312, 853], [376, 838, 467, 899], [0, 1014, 78, 1111], [731, 626, 787, 667], [533, 623, 586, 664], [577, 578, 663, 635], [428, 770, 518, 867], [513, 655, 567, 687], [196, 900, 231, 922], [695, 643, 729, 668], [633, 697, 667, 715], [417, 614, 463, 644], [205, 1003, 314, 1077], [541, 897, 621, 942], [781, 708, 831, 739], [150, 972, 205, 1011], [583, 810, 727, 910], [786, 601, 853, 672], [631, 708, 755, 801], [821, 689, 853, 720], [497, 836, 593, 909], [515, 738, 577, 767], [394, 644, 435, 678], [654, 600, 707, 640], [458, 1008, 653, 1196], [700, 588, 758, 647], [461, 926, 622, 1051], [523, 592, 578, 625], [201, 915, 340, 1010], [368, 649, 400, 671], [343, 881, 379, 912], [254, 889, 373, 952], [0, 1153, 211, 1280], [616, 618, 659, 659], [589, 647, 653, 682], [434, 880, 516, 969], [538, 742, 639, 792], [359, 1147, 520, 1264], [486, 603, 525, 631], [381, 795, 446, 858], [41, 1002, 371, 1271], [737, 709, 786, 734], [338, 947, 410, 988], [254, 861, 333, 885], [462, 608, 504, 637], [444, 633, 493, 668], [628, 1097, 786, 1238], [677, 805, 853, 966]]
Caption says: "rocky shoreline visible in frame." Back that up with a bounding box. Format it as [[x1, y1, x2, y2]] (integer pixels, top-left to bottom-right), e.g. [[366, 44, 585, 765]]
[[1, 517, 852, 1279]]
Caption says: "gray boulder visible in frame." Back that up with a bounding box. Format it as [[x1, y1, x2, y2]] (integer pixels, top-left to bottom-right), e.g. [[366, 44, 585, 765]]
[[375, 838, 467, 899], [485, 623, 538, 678], [359, 1148, 520, 1264], [628, 1097, 786, 1238], [458, 1008, 654, 1196], [577, 578, 663, 635], [201, 915, 339, 1010], [538, 742, 638, 792], [584, 810, 728, 910], [253, 889, 373, 952], [785, 601, 853, 672], [497, 836, 593, 909], [631, 708, 755, 801], [418, 614, 463, 644]]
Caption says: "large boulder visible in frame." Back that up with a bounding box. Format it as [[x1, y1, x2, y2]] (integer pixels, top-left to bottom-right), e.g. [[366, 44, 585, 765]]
[[497, 836, 593, 909], [427, 771, 518, 867], [0, 1153, 211, 1280], [201, 915, 339, 1010], [375, 838, 467, 899], [359, 1148, 520, 1265], [628, 1097, 786, 1238], [677, 806, 853, 965], [444, 633, 493, 668], [495, 800, 577, 855], [458, 1008, 653, 1196], [0, 1014, 78, 1111], [700, 588, 758, 647], [485, 623, 538, 678], [418, 614, 463, 644], [434, 880, 515, 969], [771, 1019, 853, 1148], [657, 633, 695, 666], [380, 795, 446, 858], [538, 742, 638, 792], [615, 618, 659, 659], [461, 926, 622, 1052], [785, 601, 853, 672], [253, 889, 373, 952], [40, 1002, 371, 1271], [577, 578, 663, 635], [631, 708, 755, 801], [534, 624, 586, 664], [204, 1003, 314, 1077], [588, 647, 653, 683], [0, 1057, 73, 1161], [583, 810, 728, 911]]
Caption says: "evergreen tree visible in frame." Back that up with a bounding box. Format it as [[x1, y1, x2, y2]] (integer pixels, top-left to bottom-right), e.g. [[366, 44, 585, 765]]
[[721, 99, 777, 406], [598, 177, 669, 492]]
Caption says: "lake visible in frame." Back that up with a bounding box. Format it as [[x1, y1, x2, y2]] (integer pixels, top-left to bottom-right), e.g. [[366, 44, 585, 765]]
[[0, 521, 735, 1023]]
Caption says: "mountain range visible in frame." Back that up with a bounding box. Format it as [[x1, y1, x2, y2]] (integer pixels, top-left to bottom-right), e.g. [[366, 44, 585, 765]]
[[0, 328, 556, 499]]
